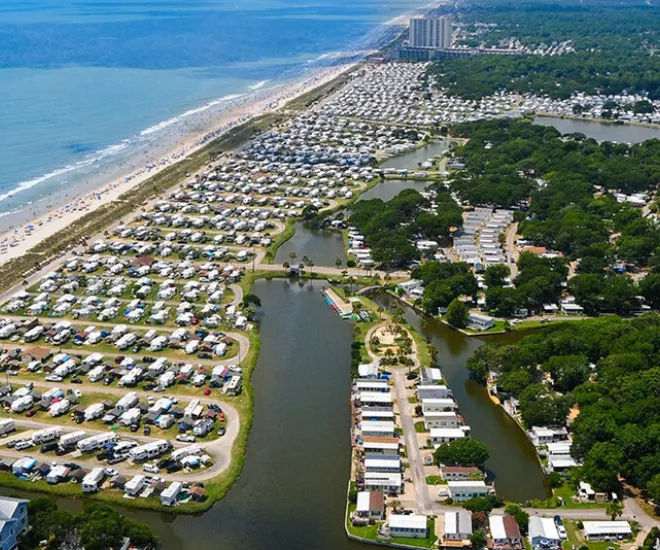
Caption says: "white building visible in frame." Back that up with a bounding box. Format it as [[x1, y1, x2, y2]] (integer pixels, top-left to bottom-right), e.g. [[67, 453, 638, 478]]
[[446, 480, 489, 502], [529, 517, 561, 550], [444, 510, 473, 540], [582, 521, 631, 541], [423, 411, 459, 430], [389, 514, 428, 539], [363, 472, 402, 494], [467, 312, 495, 331], [82, 468, 105, 493], [430, 427, 467, 447], [409, 15, 451, 49]]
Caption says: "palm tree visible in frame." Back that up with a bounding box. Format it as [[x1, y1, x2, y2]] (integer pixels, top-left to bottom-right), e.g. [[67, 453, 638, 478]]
[[307, 258, 315, 277], [335, 258, 343, 270], [289, 251, 297, 264]]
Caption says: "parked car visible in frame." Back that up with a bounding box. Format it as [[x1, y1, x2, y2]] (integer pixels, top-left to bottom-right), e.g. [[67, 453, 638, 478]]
[[15, 440, 34, 451], [176, 434, 196, 443], [40, 442, 58, 453], [142, 463, 159, 474]]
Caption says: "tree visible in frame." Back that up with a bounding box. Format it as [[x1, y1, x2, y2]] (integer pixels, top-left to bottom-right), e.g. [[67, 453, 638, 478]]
[[244, 293, 262, 307], [581, 442, 622, 493], [289, 251, 297, 264], [547, 471, 564, 489], [646, 473, 660, 506], [543, 355, 590, 393], [504, 504, 530, 535], [519, 384, 572, 427], [640, 273, 660, 309], [485, 264, 511, 288], [606, 500, 624, 521], [486, 287, 523, 317], [335, 258, 343, 269], [469, 530, 488, 550], [446, 299, 469, 328], [434, 438, 490, 468]]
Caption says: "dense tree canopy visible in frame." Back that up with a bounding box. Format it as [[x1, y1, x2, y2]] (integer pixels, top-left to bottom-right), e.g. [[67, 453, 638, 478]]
[[20, 500, 157, 550], [412, 262, 478, 314], [467, 314, 660, 495], [434, 437, 490, 468], [349, 187, 463, 268]]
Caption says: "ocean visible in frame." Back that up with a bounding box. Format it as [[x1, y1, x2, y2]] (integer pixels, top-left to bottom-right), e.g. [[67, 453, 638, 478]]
[[0, 0, 424, 229]]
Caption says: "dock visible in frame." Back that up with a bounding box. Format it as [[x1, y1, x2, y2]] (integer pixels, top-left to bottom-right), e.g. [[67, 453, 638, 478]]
[[322, 288, 354, 319]]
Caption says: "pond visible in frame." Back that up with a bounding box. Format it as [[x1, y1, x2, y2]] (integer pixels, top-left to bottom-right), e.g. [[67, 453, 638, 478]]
[[534, 116, 660, 144], [274, 222, 346, 267]]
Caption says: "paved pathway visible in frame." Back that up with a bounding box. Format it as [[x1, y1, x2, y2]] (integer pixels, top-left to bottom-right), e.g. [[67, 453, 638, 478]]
[[1, 376, 240, 482]]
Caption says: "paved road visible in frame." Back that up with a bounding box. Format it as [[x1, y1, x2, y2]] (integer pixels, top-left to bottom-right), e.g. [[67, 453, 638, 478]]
[[0, 314, 250, 367], [1, 377, 240, 482], [392, 370, 435, 513], [504, 222, 519, 277]]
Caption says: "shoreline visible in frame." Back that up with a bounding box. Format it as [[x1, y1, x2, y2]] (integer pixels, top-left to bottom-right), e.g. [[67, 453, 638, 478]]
[[0, 62, 360, 264], [533, 110, 660, 130], [0, 2, 431, 513]]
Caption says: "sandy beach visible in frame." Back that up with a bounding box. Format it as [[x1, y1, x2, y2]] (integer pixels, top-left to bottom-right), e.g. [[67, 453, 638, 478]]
[[0, 60, 362, 266], [0, 0, 436, 267]]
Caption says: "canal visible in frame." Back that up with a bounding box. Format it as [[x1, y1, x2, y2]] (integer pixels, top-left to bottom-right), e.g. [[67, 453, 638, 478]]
[[358, 179, 429, 203], [370, 291, 549, 502], [379, 140, 450, 170], [273, 141, 451, 267], [534, 116, 660, 143], [274, 221, 346, 267], [5, 280, 548, 549]]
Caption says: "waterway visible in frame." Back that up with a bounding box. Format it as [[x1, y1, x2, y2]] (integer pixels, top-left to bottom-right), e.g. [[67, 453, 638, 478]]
[[1, 279, 550, 549], [379, 140, 450, 169], [370, 292, 550, 502], [534, 116, 660, 143], [3, 279, 369, 550], [274, 221, 346, 267], [358, 179, 429, 203]]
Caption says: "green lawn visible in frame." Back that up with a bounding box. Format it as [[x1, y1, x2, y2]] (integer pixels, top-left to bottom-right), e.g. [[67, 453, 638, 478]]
[[415, 421, 429, 433], [459, 319, 509, 335], [346, 506, 438, 550], [553, 482, 606, 509], [562, 520, 621, 550], [426, 475, 443, 485]]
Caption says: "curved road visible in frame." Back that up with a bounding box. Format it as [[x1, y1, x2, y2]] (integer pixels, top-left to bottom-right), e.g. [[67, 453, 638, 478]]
[[1, 376, 240, 483]]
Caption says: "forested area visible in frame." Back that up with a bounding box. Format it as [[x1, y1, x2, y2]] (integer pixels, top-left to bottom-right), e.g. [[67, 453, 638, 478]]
[[348, 186, 462, 267], [428, 52, 660, 101], [445, 118, 660, 316], [467, 314, 660, 497], [411, 261, 477, 313], [429, 0, 660, 99], [20, 499, 157, 550]]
